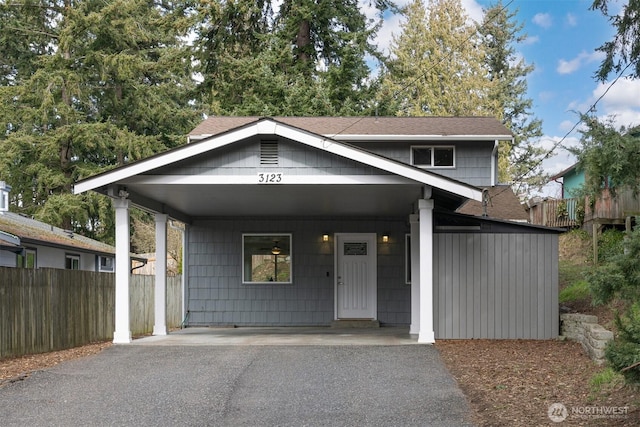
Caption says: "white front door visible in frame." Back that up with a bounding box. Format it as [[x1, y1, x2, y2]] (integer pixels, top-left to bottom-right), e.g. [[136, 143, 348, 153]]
[[335, 233, 377, 319]]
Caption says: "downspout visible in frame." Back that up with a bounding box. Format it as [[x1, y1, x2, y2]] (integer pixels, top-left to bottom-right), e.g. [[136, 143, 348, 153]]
[[491, 140, 499, 186], [130, 257, 148, 274]]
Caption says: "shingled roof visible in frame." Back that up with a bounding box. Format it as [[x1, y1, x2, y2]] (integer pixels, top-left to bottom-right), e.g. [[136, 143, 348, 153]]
[[189, 116, 513, 139], [0, 211, 115, 255], [456, 185, 529, 222]]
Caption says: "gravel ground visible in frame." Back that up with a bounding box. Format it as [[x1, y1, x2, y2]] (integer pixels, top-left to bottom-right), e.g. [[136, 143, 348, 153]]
[[437, 339, 640, 426]]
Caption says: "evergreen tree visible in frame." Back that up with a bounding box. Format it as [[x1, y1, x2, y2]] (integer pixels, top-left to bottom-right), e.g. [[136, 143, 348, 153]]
[[0, 0, 199, 241], [479, 1, 546, 195], [377, 0, 498, 117], [591, 0, 640, 81], [193, 0, 390, 115]]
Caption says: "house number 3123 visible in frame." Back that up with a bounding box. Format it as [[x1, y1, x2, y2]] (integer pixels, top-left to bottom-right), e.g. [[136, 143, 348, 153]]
[[257, 172, 283, 183]]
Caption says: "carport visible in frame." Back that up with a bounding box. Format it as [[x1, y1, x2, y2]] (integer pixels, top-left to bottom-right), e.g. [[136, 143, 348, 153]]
[[74, 118, 482, 345]]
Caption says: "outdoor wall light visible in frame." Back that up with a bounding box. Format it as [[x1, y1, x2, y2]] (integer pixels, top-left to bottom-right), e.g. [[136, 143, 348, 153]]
[[322, 234, 330, 242], [382, 234, 389, 243]]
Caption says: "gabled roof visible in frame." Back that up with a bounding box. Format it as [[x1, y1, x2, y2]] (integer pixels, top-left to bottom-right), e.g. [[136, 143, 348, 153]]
[[75, 118, 484, 213], [0, 211, 115, 255], [550, 163, 578, 181], [189, 116, 513, 141]]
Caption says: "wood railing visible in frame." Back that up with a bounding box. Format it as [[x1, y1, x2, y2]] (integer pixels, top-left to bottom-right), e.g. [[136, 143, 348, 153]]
[[527, 198, 580, 228], [528, 188, 640, 228]]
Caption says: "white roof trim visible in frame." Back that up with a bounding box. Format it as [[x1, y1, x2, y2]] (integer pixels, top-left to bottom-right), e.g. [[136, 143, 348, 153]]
[[121, 174, 416, 185], [75, 118, 482, 202]]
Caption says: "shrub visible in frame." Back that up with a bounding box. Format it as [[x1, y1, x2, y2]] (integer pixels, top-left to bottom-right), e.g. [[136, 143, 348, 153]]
[[606, 304, 640, 384], [597, 228, 625, 264]]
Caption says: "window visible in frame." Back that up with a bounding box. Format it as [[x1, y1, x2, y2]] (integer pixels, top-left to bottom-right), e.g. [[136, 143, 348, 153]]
[[243, 234, 292, 284], [411, 146, 455, 168], [17, 249, 36, 268], [65, 254, 80, 270], [98, 256, 114, 272]]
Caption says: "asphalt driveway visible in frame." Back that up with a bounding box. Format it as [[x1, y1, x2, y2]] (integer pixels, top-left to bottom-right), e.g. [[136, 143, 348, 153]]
[[0, 336, 472, 426]]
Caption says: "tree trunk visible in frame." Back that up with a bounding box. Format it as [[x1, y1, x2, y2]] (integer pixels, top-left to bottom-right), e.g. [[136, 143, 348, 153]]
[[296, 20, 310, 64]]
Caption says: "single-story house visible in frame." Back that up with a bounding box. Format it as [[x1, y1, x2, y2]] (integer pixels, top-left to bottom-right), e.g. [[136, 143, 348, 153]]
[[73, 117, 560, 343], [0, 181, 145, 272]]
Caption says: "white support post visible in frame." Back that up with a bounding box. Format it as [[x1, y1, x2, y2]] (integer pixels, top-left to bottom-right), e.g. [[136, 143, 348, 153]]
[[113, 197, 132, 344], [418, 199, 435, 344], [153, 213, 168, 336], [409, 214, 420, 336], [181, 224, 188, 327]]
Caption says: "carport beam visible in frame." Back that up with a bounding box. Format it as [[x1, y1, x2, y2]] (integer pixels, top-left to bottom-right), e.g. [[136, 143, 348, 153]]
[[153, 213, 168, 336]]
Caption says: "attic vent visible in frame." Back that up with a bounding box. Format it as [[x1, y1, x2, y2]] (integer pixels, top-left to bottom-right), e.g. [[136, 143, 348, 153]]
[[260, 141, 279, 166]]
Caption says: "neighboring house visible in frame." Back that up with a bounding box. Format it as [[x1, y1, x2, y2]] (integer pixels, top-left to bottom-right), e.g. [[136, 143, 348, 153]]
[[0, 181, 143, 272], [553, 164, 585, 199], [74, 116, 560, 343], [528, 163, 640, 232]]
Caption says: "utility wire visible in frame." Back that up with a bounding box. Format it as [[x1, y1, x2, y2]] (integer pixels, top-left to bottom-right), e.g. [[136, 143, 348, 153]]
[[490, 60, 634, 202]]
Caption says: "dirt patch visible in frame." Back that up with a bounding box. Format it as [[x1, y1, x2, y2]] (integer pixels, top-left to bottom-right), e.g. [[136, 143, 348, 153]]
[[560, 231, 592, 265], [437, 339, 640, 426], [1, 342, 111, 387]]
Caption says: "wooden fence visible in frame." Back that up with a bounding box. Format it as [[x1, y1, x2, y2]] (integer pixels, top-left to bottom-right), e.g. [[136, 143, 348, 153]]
[[528, 188, 640, 229], [0, 268, 182, 359]]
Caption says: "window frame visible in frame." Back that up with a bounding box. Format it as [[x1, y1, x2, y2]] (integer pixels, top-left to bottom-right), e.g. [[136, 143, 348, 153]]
[[17, 248, 37, 268], [410, 145, 455, 168], [98, 255, 114, 272], [242, 233, 293, 285], [65, 254, 80, 270]]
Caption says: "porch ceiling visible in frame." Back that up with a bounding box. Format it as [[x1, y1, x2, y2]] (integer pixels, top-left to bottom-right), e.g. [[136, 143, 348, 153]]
[[125, 183, 430, 220]]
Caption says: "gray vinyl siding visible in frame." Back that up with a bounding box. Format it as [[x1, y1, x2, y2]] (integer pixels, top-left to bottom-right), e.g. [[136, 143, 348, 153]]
[[350, 141, 495, 187], [151, 138, 391, 177], [434, 233, 558, 339], [149, 137, 494, 186], [186, 217, 409, 327]]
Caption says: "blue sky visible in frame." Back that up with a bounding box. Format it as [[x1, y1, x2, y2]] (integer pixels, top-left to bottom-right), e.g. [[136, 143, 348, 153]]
[[369, 0, 640, 197]]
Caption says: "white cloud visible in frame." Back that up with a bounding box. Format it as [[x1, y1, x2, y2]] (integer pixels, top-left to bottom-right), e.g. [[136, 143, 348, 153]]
[[557, 50, 606, 75], [574, 77, 640, 129], [461, 0, 484, 22], [521, 35, 539, 46], [532, 13, 552, 29], [565, 13, 577, 27]]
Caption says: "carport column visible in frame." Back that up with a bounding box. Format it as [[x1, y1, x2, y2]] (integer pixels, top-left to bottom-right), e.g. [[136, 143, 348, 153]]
[[113, 197, 132, 344], [153, 213, 168, 336], [409, 214, 420, 336], [418, 199, 435, 344]]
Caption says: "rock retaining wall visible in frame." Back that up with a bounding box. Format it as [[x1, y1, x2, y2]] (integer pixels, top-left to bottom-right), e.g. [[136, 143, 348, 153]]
[[560, 313, 614, 365]]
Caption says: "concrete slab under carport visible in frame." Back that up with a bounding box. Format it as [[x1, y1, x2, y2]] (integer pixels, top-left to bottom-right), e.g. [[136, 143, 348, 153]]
[[132, 326, 419, 346]]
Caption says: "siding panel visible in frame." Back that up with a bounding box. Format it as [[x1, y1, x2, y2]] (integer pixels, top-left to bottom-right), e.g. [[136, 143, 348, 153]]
[[434, 233, 558, 339]]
